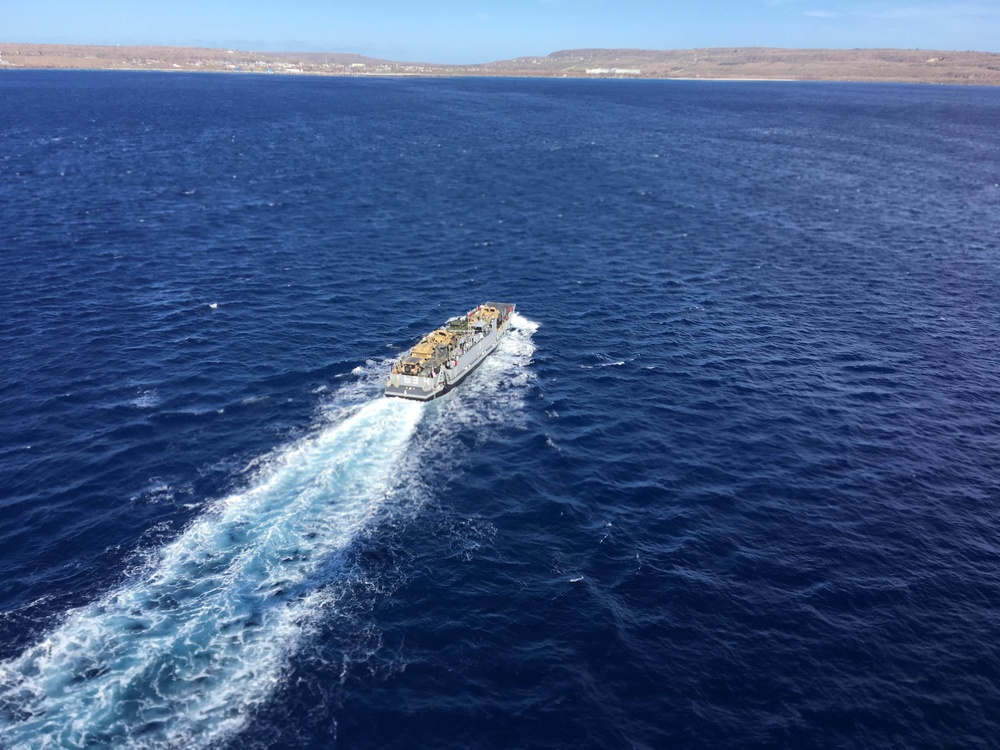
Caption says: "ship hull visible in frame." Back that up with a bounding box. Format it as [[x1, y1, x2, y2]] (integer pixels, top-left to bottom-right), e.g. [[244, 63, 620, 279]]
[[385, 302, 515, 401]]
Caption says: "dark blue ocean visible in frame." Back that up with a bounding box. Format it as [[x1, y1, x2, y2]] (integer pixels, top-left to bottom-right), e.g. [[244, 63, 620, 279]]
[[2, 71, 1000, 749]]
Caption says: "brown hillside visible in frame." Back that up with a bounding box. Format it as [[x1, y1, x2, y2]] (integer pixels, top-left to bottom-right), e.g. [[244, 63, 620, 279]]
[[1, 43, 999, 84]]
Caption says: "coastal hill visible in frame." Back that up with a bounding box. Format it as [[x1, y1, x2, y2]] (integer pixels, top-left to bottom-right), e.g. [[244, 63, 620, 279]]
[[484, 48, 1000, 85], [2, 43, 999, 85]]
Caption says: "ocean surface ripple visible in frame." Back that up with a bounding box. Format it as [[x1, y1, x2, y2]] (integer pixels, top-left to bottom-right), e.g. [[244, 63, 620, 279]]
[[1, 72, 999, 749]]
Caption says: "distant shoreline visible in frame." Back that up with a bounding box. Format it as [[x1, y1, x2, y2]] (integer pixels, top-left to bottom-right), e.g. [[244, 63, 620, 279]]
[[3, 43, 1000, 86]]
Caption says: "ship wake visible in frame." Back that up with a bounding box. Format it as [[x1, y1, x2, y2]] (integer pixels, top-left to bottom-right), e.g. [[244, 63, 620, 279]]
[[0, 397, 422, 749], [0, 311, 539, 750]]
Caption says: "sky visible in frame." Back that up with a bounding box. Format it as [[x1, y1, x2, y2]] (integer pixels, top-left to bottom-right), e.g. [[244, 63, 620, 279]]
[[3, 0, 1000, 63]]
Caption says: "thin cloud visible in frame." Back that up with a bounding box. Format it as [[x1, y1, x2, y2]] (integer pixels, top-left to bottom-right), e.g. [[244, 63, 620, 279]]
[[854, 3, 1000, 20], [806, 10, 842, 17]]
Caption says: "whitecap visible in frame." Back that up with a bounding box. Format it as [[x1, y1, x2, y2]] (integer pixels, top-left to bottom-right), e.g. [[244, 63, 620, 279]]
[[131, 389, 159, 409]]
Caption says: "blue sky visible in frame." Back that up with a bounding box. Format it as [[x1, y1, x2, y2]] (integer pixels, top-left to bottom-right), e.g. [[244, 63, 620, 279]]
[[4, 1, 999, 62]]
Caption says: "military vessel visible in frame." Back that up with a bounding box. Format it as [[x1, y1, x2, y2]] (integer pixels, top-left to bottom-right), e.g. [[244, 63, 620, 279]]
[[385, 302, 516, 401]]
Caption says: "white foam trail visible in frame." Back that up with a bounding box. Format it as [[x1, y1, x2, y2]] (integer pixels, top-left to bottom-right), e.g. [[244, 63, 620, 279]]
[[0, 397, 422, 750], [0, 311, 541, 750], [426, 311, 539, 432]]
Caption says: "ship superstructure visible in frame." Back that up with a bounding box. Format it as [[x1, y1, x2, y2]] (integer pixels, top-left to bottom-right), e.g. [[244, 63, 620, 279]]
[[385, 302, 516, 401]]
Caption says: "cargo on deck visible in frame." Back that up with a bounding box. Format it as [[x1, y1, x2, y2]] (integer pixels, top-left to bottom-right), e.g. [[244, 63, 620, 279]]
[[385, 302, 516, 401]]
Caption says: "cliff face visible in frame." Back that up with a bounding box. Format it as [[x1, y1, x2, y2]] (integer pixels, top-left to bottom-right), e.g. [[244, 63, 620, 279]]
[[2, 43, 1000, 85]]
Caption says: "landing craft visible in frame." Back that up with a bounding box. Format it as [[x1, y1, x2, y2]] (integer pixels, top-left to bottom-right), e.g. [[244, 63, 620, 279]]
[[385, 302, 516, 401]]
